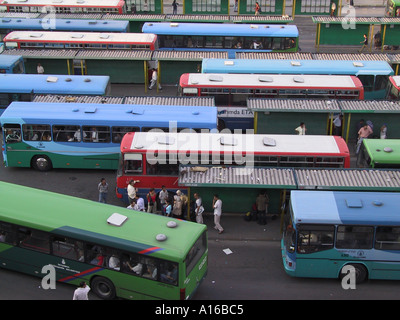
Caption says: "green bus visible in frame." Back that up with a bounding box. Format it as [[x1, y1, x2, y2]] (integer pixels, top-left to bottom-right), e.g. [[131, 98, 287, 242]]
[[356, 138, 400, 168], [385, 0, 400, 17], [0, 181, 208, 300]]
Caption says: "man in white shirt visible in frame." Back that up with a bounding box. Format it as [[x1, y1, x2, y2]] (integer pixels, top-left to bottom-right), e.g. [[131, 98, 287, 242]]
[[158, 185, 168, 214], [37, 63, 44, 74], [194, 192, 204, 224], [127, 179, 139, 203], [135, 194, 145, 211], [72, 282, 90, 300], [212, 194, 223, 234]]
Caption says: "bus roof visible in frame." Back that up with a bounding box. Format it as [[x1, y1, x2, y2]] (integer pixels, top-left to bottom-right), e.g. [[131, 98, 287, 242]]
[[0, 181, 205, 260], [1, 102, 218, 128], [142, 22, 299, 37], [290, 190, 400, 226], [0, 74, 110, 95], [180, 73, 361, 89], [0, 18, 129, 32], [201, 59, 394, 76], [363, 138, 400, 165], [3, 31, 156, 44], [0, 0, 124, 7], [121, 131, 349, 155], [0, 54, 22, 68]]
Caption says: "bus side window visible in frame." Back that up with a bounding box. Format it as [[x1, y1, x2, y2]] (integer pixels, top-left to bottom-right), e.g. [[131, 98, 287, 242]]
[[86, 244, 106, 266], [51, 236, 84, 261], [375, 226, 400, 250], [124, 154, 142, 174], [3, 124, 21, 144], [0, 222, 15, 245], [160, 261, 178, 286], [357, 75, 374, 92], [18, 228, 50, 254]]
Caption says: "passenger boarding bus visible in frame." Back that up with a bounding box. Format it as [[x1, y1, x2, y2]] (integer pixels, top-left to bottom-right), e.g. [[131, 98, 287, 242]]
[[387, 76, 400, 99], [0, 74, 111, 112], [282, 190, 400, 283], [0, 181, 207, 299], [0, 54, 24, 73], [201, 59, 394, 100], [116, 131, 350, 203], [142, 22, 299, 59], [179, 73, 364, 130], [0, 18, 129, 40], [357, 138, 400, 168], [3, 31, 158, 50], [0, 0, 126, 14], [0, 102, 217, 171]]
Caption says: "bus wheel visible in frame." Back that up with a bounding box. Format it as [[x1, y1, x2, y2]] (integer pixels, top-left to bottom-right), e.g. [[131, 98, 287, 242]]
[[91, 277, 116, 300], [32, 155, 52, 171], [341, 264, 368, 283]]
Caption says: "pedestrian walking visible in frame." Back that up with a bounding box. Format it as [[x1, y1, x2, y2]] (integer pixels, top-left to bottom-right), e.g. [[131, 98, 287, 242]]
[[254, 1, 260, 15], [127, 179, 139, 204], [148, 68, 162, 91], [98, 178, 109, 203], [359, 34, 368, 53], [212, 194, 223, 234], [37, 63, 44, 74], [72, 281, 90, 300], [330, 1, 336, 16], [194, 192, 204, 224]]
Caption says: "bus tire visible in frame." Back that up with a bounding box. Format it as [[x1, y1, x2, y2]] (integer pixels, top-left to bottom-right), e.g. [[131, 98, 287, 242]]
[[32, 155, 52, 171], [340, 263, 368, 283], [91, 276, 116, 300]]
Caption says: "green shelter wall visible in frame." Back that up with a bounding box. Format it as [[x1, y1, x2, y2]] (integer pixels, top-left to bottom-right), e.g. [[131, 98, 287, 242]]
[[24, 58, 68, 75], [383, 24, 400, 46], [347, 113, 400, 140], [85, 60, 144, 84], [160, 61, 201, 85], [184, 0, 229, 14], [318, 23, 370, 45], [189, 187, 283, 215], [256, 112, 329, 135]]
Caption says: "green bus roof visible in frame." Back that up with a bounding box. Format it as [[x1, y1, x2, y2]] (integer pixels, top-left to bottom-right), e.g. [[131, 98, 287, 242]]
[[363, 139, 400, 165], [0, 181, 206, 261]]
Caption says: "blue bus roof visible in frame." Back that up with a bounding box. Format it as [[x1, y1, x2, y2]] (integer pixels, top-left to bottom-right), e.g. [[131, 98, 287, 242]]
[[0, 54, 23, 68], [202, 59, 394, 76], [1, 102, 218, 129], [0, 18, 129, 32], [290, 190, 400, 226], [0, 74, 110, 95], [142, 22, 299, 37]]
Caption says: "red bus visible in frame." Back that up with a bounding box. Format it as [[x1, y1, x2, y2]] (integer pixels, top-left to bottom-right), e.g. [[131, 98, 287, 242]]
[[116, 131, 350, 203], [0, 0, 126, 14]]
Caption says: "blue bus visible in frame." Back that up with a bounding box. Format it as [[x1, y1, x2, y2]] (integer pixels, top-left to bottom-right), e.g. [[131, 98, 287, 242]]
[[0, 18, 129, 40], [0, 101, 217, 171], [282, 190, 400, 283], [201, 59, 395, 100], [142, 22, 299, 59], [0, 55, 25, 74], [0, 74, 111, 113]]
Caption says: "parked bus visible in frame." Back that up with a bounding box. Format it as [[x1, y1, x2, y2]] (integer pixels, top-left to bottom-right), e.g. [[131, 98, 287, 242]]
[[0, 18, 129, 40], [282, 190, 400, 283], [0, 0, 126, 14], [387, 76, 400, 99], [0, 101, 217, 171], [0, 181, 207, 299], [385, 0, 400, 17], [116, 131, 350, 202], [3, 30, 157, 50], [142, 22, 299, 59], [201, 59, 394, 100], [0, 74, 111, 112], [356, 138, 400, 168], [0, 54, 24, 73], [179, 73, 364, 130]]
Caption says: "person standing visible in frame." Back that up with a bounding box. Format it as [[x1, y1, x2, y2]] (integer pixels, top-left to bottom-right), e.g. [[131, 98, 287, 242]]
[[330, 1, 336, 17], [134, 194, 145, 211], [194, 193, 204, 224], [359, 34, 368, 53], [158, 185, 168, 215], [147, 188, 157, 213], [127, 180, 139, 204], [213, 194, 223, 234], [256, 191, 269, 225], [172, 0, 178, 14], [295, 122, 307, 135], [37, 63, 44, 74], [148, 68, 162, 91], [172, 190, 183, 218], [73, 281, 90, 300], [254, 1, 260, 15], [380, 124, 388, 139], [98, 178, 109, 203]]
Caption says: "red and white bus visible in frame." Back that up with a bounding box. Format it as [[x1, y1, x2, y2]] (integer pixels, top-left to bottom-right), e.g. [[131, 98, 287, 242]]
[[3, 31, 158, 50], [0, 0, 126, 14], [179, 73, 364, 130], [116, 131, 350, 203]]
